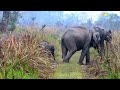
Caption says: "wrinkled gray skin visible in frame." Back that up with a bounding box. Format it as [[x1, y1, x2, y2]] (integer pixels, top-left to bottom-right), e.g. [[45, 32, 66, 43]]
[[61, 27, 101, 65], [39, 41, 55, 61], [93, 27, 112, 56]]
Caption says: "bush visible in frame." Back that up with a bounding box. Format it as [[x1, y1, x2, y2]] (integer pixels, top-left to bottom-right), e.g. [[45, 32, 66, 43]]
[[83, 30, 120, 79], [0, 28, 57, 79]]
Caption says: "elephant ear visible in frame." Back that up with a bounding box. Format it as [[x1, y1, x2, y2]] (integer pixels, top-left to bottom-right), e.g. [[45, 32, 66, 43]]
[[106, 30, 112, 35], [108, 30, 112, 33], [93, 32, 100, 44], [93, 27, 100, 32], [101, 29, 104, 31], [106, 30, 112, 42]]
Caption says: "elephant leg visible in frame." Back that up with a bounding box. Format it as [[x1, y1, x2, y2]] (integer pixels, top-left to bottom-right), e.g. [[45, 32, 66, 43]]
[[79, 46, 89, 65], [102, 44, 105, 55], [63, 48, 77, 63], [61, 44, 68, 60], [51, 52, 55, 61], [99, 41, 104, 56], [86, 48, 90, 65], [53, 53, 56, 61], [101, 47, 104, 56]]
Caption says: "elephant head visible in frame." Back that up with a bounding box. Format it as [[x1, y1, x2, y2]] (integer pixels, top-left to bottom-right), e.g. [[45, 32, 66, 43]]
[[93, 26, 112, 43], [93, 31, 101, 44], [93, 26, 112, 56], [39, 40, 49, 49], [91, 31, 101, 50], [105, 30, 112, 43], [93, 27, 101, 32]]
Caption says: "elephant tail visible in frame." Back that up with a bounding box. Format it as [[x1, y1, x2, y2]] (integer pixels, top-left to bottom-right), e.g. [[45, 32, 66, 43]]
[[61, 38, 66, 48], [61, 37, 64, 44], [61, 38, 68, 59]]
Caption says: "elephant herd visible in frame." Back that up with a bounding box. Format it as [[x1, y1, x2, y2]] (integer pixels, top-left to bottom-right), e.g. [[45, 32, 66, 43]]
[[40, 26, 112, 65]]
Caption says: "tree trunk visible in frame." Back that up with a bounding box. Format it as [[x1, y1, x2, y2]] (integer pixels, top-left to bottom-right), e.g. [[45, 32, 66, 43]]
[[0, 11, 10, 33]]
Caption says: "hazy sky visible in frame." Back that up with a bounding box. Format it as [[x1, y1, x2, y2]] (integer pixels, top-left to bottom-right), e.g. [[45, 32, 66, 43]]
[[20, 11, 120, 21], [63, 11, 120, 22], [0, 11, 119, 25]]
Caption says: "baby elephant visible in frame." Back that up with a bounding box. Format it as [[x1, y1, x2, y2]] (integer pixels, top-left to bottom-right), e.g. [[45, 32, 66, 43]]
[[39, 40, 55, 61]]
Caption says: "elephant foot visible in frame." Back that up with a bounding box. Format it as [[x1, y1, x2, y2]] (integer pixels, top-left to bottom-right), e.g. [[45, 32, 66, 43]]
[[86, 62, 90, 65], [63, 60, 69, 63], [78, 62, 84, 65]]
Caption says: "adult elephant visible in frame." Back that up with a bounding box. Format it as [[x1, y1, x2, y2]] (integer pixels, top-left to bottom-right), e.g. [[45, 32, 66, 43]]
[[93, 27, 112, 56], [61, 27, 101, 65]]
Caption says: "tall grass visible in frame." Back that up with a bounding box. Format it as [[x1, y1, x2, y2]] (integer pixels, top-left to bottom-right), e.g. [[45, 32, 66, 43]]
[[84, 30, 120, 79], [102, 31, 120, 79], [1, 25, 120, 79], [0, 26, 60, 79]]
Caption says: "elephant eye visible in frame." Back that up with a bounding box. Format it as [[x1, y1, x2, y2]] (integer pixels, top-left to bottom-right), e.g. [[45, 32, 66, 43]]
[[96, 34, 99, 39]]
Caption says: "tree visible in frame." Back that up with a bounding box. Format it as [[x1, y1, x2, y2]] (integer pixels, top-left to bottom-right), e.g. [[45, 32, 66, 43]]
[[0, 11, 21, 33], [94, 12, 120, 30], [80, 18, 93, 30], [0, 11, 10, 33], [63, 13, 79, 28], [8, 11, 21, 31], [86, 18, 93, 29]]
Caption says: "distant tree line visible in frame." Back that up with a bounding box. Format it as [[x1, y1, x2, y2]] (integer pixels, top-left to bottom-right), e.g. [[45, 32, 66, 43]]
[[65, 12, 120, 31], [0, 11, 21, 33], [94, 13, 120, 30], [0, 11, 120, 33]]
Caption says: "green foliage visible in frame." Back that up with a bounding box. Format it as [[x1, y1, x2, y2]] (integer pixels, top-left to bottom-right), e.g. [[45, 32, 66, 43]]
[[0, 62, 39, 79], [1, 26, 120, 79], [8, 11, 22, 31], [0, 28, 55, 79], [95, 12, 120, 30], [90, 48, 99, 59]]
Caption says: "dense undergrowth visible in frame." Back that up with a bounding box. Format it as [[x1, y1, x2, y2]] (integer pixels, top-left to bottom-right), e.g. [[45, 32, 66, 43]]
[[0, 26, 60, 79], [83, 31, 120, 79], [0, 25, 120, 79]]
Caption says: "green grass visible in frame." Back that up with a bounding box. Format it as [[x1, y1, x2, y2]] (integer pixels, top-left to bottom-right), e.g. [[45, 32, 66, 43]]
[[53, 51, 84, 79], [6, 69, 39, 79], [1, 27, 116, 79], [90, 48, 99, 59], [0, 62, 39, 79], [53, 47, 99, 79]]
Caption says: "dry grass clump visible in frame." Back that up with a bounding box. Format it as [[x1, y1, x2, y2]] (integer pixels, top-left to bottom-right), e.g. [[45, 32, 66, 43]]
[[83, 30, 120, 79], [0, 28, 56, 79]]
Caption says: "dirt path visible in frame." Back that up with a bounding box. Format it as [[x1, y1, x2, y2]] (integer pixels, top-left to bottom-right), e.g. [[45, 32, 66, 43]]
[[52, 50, 100, 79], [52, 51, 85, 79], [52, 60, 100, 79]]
